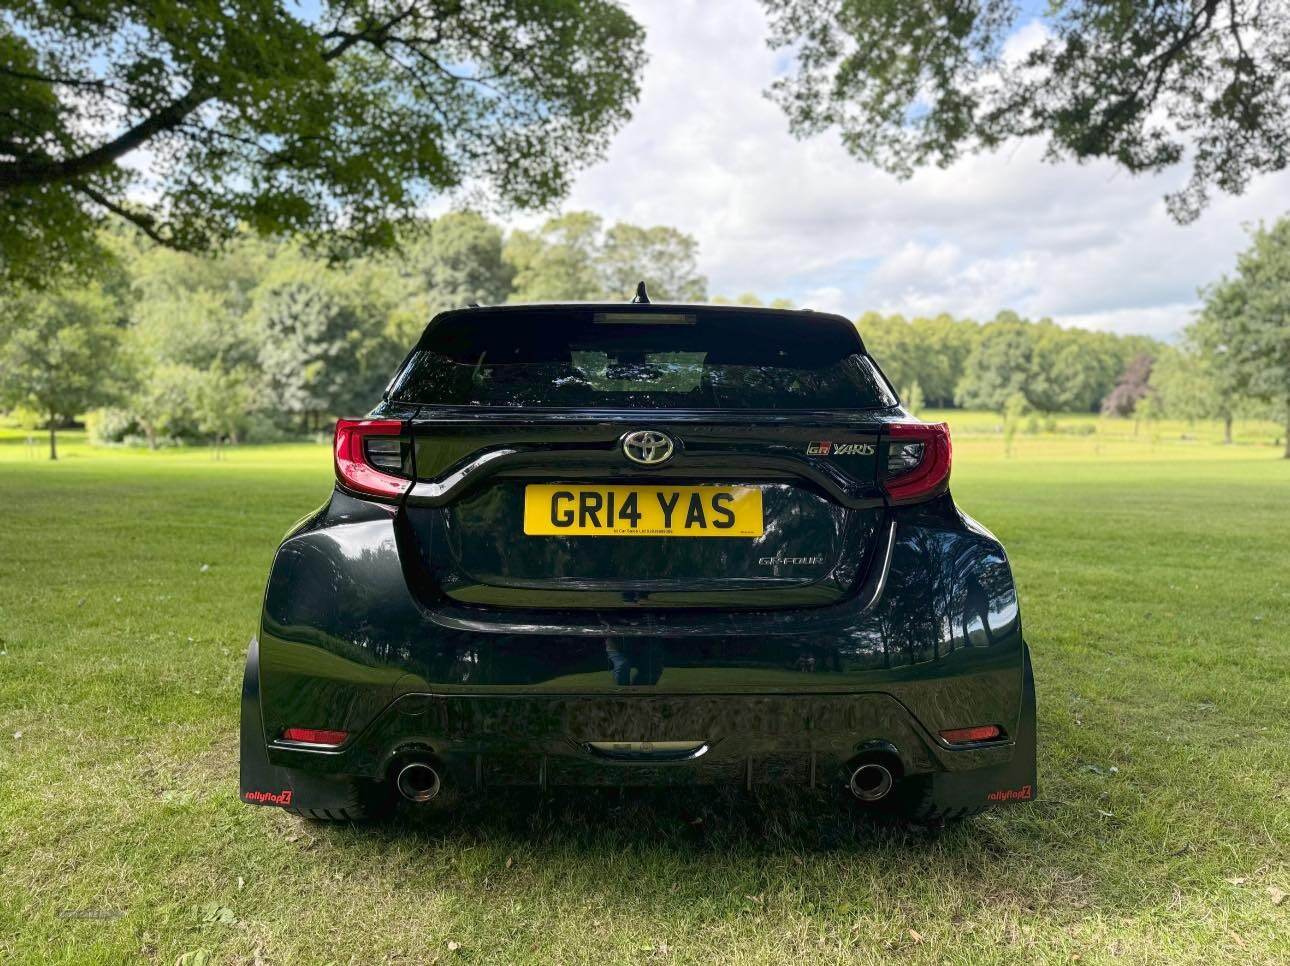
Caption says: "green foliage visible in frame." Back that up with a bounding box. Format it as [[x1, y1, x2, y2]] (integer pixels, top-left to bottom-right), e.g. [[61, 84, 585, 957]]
[[1001, 391, 1029, 456], [250, 256, 375, 426], [506, 213, 607, 302], [401, 213, 514, 321], [902, 380, 924, 416], [50, 210, 713, 446], [947, 314, 1153, 414], [1196, 216, 1290, 456], [0, 0, 646, 290], [0, 279, 127, 457], [506, 213, 708, 302], [762, 0, 1290, 221], [953, 319, 1039, 412], [1149, 344, 1227, 429], [600, 223, 707, 302], [860, 312, 979, 408]]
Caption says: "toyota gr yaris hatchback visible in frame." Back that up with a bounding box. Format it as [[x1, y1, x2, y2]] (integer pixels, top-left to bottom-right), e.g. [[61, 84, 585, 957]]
[[240, 300, 1036, 824]]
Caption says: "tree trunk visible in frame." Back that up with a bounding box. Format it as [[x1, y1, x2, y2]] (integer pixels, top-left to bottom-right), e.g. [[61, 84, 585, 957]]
[[1223, 413, 1233, 445], [48, 412, 57, 461], [1284, 400, 1290, 459]]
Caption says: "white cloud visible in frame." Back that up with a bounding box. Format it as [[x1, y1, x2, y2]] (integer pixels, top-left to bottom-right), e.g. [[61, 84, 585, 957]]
[[527, 1, 1290, 339], [800, 285, 846, 315]]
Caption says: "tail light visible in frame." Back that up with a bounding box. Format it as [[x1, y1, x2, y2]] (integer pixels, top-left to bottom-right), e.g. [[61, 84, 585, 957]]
[[334, 418, 412, 499], [881, 422, 951, 504], [280, 727, 349, 747]]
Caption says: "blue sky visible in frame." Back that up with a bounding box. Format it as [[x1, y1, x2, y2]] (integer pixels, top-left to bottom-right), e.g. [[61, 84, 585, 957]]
[[501, 0, 1289, 338]]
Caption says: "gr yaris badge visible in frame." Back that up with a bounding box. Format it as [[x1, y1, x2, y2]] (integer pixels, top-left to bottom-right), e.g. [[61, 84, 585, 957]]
[[622, 430, 674, 465]]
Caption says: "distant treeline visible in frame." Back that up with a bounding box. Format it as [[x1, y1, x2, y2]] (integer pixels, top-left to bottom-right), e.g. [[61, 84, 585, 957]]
[[3, 210, 1282, 457], [858, 311, 1160, 413]]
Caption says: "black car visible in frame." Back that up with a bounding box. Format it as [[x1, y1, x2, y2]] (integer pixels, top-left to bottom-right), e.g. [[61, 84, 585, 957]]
[[240, 299, 1036, 824]]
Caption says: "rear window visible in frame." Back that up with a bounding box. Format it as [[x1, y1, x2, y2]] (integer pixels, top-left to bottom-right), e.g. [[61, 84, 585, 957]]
[[387, 307, 897, 410]]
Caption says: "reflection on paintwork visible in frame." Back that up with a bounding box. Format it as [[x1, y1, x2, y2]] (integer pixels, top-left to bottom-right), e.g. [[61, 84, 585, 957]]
[[258, 496, 1025, 737], [409, 479, 877, 609]]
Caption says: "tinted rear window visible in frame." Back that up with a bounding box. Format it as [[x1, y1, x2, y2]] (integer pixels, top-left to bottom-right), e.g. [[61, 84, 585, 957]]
[[388, 307, 897, 410]]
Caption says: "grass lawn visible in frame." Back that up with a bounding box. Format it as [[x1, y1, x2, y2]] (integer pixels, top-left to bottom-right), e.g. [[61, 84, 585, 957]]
[[0, 427, 1287, 965]]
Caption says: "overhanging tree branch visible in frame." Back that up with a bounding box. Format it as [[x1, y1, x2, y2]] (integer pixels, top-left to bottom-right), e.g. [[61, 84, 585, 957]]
[[72, 181, 173, 246], [0, 88, 209, 190]]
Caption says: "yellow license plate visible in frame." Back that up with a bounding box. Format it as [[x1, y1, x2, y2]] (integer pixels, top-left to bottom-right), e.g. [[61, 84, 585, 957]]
[[523, 484, 764, 537]]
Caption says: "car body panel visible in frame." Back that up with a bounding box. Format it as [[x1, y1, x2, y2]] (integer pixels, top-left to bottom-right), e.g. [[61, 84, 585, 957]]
[[239, 303, 1037, 819]]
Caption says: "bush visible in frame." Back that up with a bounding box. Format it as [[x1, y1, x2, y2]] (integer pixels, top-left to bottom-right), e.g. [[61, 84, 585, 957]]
[[85, 408, 140, 445]]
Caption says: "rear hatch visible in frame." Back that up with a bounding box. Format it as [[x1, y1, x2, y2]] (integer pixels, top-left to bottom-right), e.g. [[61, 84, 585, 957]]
[[386, 304, 899, 610]]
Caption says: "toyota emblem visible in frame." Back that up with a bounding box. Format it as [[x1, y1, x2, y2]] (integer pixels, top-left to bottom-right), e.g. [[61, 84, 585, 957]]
[[622, 430, 675, 466]]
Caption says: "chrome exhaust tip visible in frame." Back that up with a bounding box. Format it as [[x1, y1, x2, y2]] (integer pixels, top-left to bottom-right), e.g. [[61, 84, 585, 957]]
[[395, 762, 442, 803], [848, 762, 894, 802]]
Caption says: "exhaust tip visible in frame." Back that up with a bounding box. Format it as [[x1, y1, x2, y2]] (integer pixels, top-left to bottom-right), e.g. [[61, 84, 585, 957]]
[[848, 762, 894, 802], [396, 762, 442, 803]]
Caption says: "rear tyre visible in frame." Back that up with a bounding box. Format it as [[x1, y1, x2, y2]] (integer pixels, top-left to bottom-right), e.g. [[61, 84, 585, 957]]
[[284, 779, 394, 823]]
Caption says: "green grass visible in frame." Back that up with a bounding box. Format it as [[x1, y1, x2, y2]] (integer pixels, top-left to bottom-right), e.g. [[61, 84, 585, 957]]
[[1, 428, 1287, 965]]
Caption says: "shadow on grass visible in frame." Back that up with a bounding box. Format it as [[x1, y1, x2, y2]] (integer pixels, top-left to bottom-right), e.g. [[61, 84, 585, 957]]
[[311, 784, 999, 857], [271, 787, 1099, 927]]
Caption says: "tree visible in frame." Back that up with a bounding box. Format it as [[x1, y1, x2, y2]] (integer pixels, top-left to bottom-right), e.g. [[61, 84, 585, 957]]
[[1102, 355, 1155, 419], [600, 224, 707, 301], [1150, 343, 1231, 440], [954, 317, 1039, 411], [250, 261, 379, 430], [1030, 323, 1131, 413], [506, 213, 708, 303], [191, 364, 256, 457], [1197, 218, 1290, 457], [506, 213, 606, 302], [0, 1, 645, 289], [406, 212, 514, 314], [123, 361, 200, 449], [861, 312, 980, 408], [761, 0, 1290, 222], [0, 281, 125, 458], [903, 380, 925, 416]]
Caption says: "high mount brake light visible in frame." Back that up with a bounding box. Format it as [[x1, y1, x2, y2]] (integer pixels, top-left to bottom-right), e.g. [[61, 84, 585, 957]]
[[334, 418, 411, 499], [881, 422, 952, 505], [281, 727, 349, 746]]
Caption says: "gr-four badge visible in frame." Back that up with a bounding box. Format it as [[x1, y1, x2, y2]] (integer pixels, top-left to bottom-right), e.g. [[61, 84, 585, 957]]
[[806, 440, 875, 456]]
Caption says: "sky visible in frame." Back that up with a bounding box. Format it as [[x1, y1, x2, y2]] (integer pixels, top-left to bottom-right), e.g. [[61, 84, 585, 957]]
[[511, 0, 1289, 340]]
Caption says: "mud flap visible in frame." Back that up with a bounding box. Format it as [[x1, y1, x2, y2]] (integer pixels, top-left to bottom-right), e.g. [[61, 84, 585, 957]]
[[239, 637, 367, 812], [925, 642, 1038, 815]]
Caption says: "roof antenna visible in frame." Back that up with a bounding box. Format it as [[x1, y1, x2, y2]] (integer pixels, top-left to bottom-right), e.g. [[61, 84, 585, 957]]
[[632, 281, 650, 304]]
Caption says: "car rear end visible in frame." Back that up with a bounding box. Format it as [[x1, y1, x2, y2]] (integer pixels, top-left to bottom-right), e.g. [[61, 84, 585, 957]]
[[240, 303, 1036, 823]]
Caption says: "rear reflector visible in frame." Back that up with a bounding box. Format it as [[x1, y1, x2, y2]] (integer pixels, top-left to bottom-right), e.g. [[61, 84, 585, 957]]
[[334, 418, 410, 500], [939, 725, 1003, 745], [881, 422, 952, 505], [281, 727, 349, 746]]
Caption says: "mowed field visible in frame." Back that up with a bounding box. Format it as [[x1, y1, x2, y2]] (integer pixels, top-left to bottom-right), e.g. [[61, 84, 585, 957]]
[[0, 421, 1287, 965]]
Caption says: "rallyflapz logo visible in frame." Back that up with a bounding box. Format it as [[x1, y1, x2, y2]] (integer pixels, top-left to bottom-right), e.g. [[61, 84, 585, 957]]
[[987, 785, 1033, 802], [243, 788, 293, 806]]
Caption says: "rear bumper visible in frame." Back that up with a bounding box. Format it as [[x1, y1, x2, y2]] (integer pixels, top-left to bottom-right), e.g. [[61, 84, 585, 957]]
[[240, 638, 1037, 813], [241, 499, 1037, 816]]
